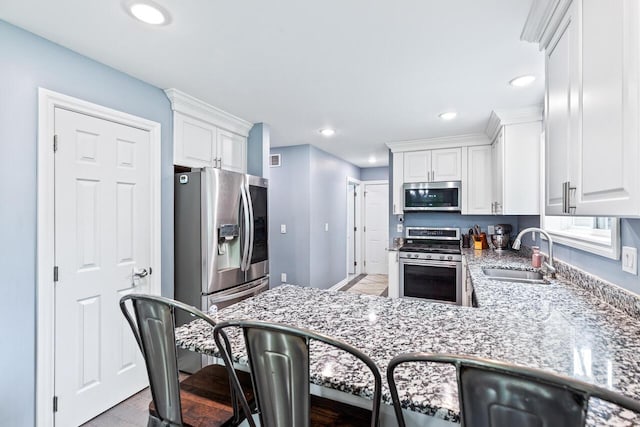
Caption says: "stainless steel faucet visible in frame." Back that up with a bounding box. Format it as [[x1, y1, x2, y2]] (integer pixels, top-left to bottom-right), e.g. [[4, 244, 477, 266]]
[[512, 227, 556, 278]]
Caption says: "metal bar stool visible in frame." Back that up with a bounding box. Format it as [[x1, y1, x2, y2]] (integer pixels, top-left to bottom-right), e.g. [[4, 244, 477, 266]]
[[387, 352, 640, 427], [213, 319, 382, 427], [120, 294, 254, 427]]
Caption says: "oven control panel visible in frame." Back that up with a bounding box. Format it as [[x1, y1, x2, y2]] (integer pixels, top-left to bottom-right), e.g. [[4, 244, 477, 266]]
[[399, 252, 462, 262]]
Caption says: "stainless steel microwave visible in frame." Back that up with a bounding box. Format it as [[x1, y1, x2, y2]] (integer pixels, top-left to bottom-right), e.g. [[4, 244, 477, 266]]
[[403, 181, 462, 212]]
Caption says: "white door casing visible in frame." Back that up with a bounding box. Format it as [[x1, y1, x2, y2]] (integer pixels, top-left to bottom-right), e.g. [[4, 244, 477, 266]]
[[36, 89, 161, 427], [364, 182, 389, 275], [347, 183, 356, 275], [54, 109, 150, 426]]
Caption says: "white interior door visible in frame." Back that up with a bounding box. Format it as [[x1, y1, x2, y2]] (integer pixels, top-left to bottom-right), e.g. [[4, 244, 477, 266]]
[[364, 183, 389, 275], [54, 108, 151, 426], [347, 184, 356, 274]]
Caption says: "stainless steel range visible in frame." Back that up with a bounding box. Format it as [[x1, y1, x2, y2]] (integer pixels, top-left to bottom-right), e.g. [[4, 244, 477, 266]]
[[399, 227, 464, 305]]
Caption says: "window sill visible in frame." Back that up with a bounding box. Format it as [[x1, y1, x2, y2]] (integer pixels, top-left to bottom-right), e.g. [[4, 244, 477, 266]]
[[541, 227, 620, 260]]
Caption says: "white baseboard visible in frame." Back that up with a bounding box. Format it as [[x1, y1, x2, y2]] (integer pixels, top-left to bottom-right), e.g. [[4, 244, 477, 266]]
[[329, 278, 349, 291]]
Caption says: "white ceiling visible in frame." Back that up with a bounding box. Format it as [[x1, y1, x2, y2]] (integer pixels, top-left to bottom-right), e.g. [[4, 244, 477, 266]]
[[0, 0, 543, 167]]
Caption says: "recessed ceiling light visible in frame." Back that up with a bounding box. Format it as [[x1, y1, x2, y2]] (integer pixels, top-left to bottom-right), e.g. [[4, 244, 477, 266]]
[[128, 2, 168, 25], [319, 128, 336, 137], [368, 155, 376, 164], [509, 75, 536, 87], [438, 111, 457, 120]]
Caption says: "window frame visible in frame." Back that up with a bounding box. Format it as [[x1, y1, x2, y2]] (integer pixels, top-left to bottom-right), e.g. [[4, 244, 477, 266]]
[[540, 215, 621, 260]]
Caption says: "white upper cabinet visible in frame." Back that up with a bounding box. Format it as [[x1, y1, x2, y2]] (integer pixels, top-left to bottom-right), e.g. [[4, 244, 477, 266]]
[[432, 148, 463, 181], [525, 0, 640, 216], [403, 148, 461, 183], [165, 89, 252, 173], [463, 145, 493, 215], [392, 152, 404, 215], [216, 128, 246, 173], [403, 150, 431, 182], [485, 109, 542, 216]]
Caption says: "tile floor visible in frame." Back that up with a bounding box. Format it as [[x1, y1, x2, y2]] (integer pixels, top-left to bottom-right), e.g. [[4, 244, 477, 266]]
[[345, 274, 389, 297]]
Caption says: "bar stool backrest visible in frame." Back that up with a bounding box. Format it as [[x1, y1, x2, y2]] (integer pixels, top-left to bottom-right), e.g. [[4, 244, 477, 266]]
[[387, 352, 640, 427], [119, 294, 217, 426], [214, 320, 382, 427]]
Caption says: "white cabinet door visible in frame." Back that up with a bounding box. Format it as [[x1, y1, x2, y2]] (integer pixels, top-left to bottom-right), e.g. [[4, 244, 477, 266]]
[[403, 151, 431, 182], [575, 0, 639, 215], [217, 128, 246, 173], [465, 145, 493, 214], [432, 148, 462, 181], [173, 112, 217, 168], [545, 6, 575, 215], [392, 152, 404, 214], [492, 131, 504, 215], [503, 122, 541, 215]]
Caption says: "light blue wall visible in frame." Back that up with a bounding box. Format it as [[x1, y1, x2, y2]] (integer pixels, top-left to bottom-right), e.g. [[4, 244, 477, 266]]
[[247, 123, 270, 178], [269, 145, 312, 286], [309, 146, 361, 288], [0, 20, 173, 426], [361, 166, 389, 181], [269, 145, 360, 289]]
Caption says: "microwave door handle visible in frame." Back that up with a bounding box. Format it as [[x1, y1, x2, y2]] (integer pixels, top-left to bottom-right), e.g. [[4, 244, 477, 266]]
[[246, 182, 255, 266], [240, 184, 251, 271]]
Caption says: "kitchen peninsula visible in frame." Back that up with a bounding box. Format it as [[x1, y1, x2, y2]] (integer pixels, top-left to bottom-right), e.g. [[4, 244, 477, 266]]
[[176, 250, 640, 426]]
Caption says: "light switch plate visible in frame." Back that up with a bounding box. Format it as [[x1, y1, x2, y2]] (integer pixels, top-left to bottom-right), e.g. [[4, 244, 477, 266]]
[[325, 223, 329, 232], [280, 224, 286, 234], [281, 273, 287, 282], [397, 224, 403, 233], [622, 246, 637, 275], [487, 225, 495, 235]]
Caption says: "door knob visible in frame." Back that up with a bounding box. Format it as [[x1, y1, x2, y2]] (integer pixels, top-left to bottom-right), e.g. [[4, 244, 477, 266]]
[[134, 268, 148, 278]]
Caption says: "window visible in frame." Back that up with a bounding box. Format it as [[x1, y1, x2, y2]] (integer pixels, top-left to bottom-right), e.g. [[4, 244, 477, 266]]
[[542, 216, 620, 259]]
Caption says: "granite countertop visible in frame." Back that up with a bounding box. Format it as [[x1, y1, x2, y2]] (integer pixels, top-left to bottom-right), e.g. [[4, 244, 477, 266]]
[[176, 249, 640, 425]]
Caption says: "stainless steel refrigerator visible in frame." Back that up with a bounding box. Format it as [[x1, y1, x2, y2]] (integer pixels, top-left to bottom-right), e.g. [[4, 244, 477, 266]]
[[174, 168, 269, 372]]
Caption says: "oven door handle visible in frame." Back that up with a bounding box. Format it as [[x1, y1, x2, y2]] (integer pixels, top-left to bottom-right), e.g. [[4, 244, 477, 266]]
[[400, 259, 460, 268]]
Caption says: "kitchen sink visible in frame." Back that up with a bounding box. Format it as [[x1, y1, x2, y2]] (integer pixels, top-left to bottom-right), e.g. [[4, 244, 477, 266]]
[[482, 268, 548, 284]]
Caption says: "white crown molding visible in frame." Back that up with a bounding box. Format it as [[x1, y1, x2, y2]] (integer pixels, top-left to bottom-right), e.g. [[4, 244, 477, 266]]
[[485, 106, 544, 141], [521, 0, 572, 50], [386, 133, 490, 152], [164, 88, 253, 137]]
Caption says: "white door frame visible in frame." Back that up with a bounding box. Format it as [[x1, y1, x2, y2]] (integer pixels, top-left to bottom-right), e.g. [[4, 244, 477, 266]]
[[36, 88, 162, 427], [345, 177, 363, 280], [363, 180, 389, 274]]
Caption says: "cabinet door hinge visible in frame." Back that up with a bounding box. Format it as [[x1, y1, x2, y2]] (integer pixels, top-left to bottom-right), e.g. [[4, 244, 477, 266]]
[[53, 135, 58, 152], [53, 396, 58, 412], [53, 266, 59, 282]]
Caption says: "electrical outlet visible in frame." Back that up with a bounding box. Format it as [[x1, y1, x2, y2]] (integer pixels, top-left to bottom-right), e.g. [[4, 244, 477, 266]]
[[325, 223, 329, 232], [281, 273, 287, 282], [397, 224, 403, 233], [280, 224, 286, 233], [622, 246, 637, 275], [487, 225, 495, 235]]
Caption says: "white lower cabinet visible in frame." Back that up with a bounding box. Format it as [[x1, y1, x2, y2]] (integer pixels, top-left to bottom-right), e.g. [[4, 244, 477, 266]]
[[387, 251, 400, 298]]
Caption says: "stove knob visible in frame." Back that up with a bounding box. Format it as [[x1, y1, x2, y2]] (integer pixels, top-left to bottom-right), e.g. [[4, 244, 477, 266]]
[[448, 256, 453, 260], [426, 255, 431, 259], [440, 255, 445, 260]]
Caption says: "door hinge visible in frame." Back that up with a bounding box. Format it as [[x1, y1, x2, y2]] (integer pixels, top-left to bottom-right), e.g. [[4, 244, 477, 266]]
[[53, 135, 58, 152], [354, 227, 357, 232], [53, 266, 59, 282], [149, 267, 153, 275], [364, 226, 367, 232], [354, 261, 357, 266], [53, 396, 58, 412], [364, 260, 367, 266]]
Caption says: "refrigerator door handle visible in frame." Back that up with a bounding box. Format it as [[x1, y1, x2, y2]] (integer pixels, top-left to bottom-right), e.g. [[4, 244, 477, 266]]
[[207, 279, 269, 304], [246, 182, 255, 267], [240, 182, 251, 271]]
